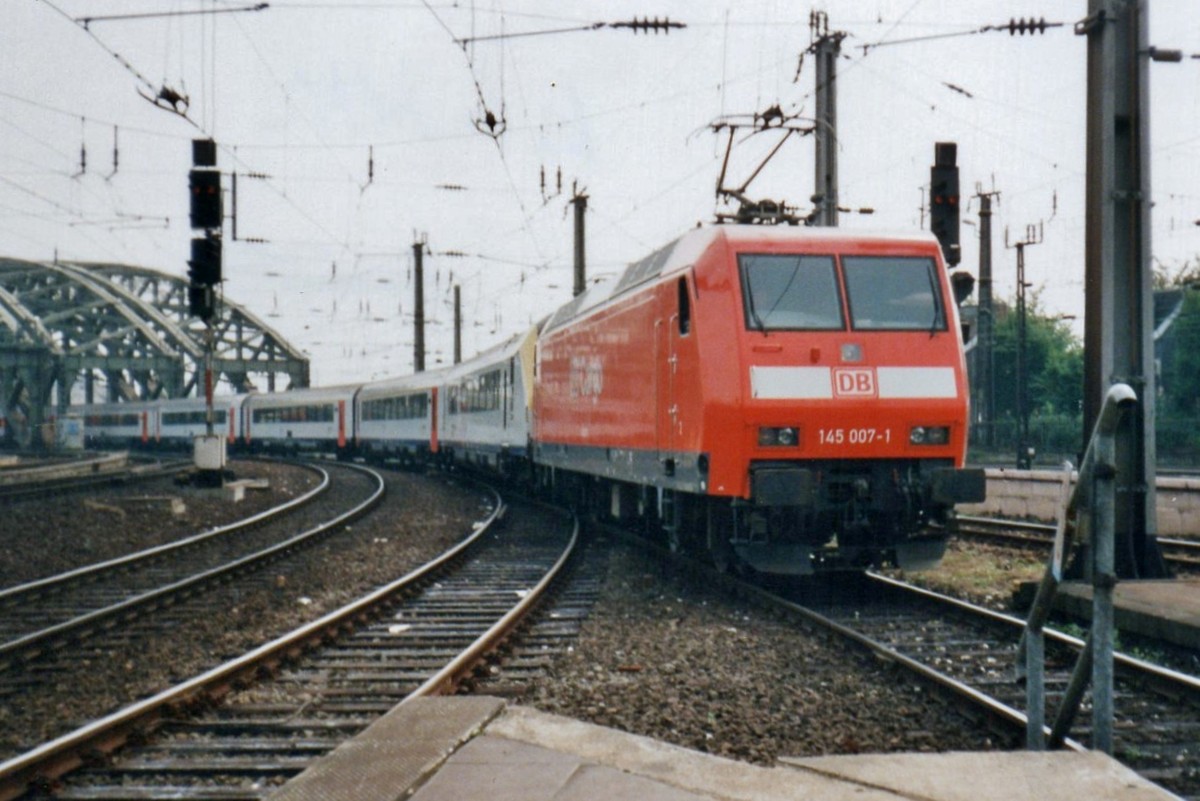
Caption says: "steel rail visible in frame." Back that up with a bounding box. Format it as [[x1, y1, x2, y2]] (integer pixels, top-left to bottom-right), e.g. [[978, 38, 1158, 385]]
[[600, 521, 1082, 748], [740, 576, 1083, 750], [953, 514, 1200, 566], [608, 517, 1198, 792], [0, 452, 129, 485], [404, 511, 580, 700], [0, 457, 192, 501], [0, 482, 510, 801], [0, 463, 375, 669], [0, 462, 329, 603], [867, 572, 1200, 694]]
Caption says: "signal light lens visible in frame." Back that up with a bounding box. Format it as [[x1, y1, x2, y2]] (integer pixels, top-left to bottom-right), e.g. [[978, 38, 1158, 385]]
[[909, 426, 950, 446], [758, 426, 799, 447]]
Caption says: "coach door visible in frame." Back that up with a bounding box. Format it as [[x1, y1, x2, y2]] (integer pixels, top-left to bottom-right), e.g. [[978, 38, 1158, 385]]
[[336, 400, 347, 449], [429, 387, 439, 454], [504, 358, 513, 430]]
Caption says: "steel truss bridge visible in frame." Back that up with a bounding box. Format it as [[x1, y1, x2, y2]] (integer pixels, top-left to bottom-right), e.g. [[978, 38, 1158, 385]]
[[0, 257, 309, 447]]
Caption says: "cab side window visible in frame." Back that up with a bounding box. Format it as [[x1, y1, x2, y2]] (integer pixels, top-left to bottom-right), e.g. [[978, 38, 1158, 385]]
[[677, 276, 691, 336]]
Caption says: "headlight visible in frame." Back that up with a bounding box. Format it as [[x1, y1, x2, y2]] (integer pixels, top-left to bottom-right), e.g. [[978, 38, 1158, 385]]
[[758, 426, 800, 447], [910, 425, 950, 445]]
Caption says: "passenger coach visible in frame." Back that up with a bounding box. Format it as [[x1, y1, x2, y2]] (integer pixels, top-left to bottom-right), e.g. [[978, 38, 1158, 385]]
[[244, 385, 355, 454], [437, 327, 537, 476], [355, 373, 438, 465], [74, 401, 157, 448], [156, 395, 246, 447]]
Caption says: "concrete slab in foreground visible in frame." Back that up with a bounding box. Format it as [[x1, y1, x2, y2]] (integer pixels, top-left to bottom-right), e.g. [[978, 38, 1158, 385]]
[[267, 698, 1178, 801], [778, 750, 1172, 801]]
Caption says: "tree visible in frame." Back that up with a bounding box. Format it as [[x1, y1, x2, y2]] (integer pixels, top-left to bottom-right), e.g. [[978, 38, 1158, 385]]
[[990, 295, 1083, 419], [1162, 287, 1200, 417]]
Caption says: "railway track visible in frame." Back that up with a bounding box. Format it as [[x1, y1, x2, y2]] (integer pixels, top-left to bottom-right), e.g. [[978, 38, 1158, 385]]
[[0, 493, 577, 801], [766, 574, 1200, 799], [608, 524, 1199, 798], [0, 461, 374, 671], [0, 453, 191, 502], [952, 514, 1200, 570]]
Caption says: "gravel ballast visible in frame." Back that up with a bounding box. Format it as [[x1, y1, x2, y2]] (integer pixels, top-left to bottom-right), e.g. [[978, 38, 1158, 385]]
[[529, 537, 1010, 765], [0, 460, 322, 587], [0, 462, 487, 758], [4, 467, 1020, 767]]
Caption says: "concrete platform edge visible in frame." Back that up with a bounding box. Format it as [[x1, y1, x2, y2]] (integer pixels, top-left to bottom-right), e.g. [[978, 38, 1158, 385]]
[[267, 698, 1182, 801], [489, 704, 920, 801], [265, 696, 505, 801], [1053, 580, 1200, 651], [778, 751, 1179, 801]]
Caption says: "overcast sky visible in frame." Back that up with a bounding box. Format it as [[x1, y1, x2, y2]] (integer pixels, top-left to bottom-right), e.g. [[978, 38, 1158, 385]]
[[2, 1, 1198, 386]]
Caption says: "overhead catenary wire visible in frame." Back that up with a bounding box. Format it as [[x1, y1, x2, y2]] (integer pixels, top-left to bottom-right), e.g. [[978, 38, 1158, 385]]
[[859, 17, 1065, 53], [0, 60, 353, 274], [6, 2, 1193, 387], [0, 89, 193, 142], [453, 17, 684, 46], [76, 3, 268, 28], [37, 0, 204, 129]]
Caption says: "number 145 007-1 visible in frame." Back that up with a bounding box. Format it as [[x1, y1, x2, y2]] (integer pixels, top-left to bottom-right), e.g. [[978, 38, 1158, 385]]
[[818, 428, 891, 445]]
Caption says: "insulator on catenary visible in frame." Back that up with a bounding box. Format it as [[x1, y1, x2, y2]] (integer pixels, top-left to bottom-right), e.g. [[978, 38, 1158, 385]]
[[1007, 17, 1048, 35]]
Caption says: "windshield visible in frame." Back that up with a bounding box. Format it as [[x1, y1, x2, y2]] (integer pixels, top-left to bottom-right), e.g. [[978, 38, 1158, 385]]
[[842, 256, 945, 331], [738, 254, 842, 330]]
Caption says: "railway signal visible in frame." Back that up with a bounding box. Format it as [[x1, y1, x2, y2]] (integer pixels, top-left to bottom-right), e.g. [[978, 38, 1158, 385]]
[[187, 139, 223, 322], [188, 233, 222, 285], [188, 169, 222, 230], [189, 139, 222, 230], [930, 142, 961, 267], [185, 139, 227, 478]]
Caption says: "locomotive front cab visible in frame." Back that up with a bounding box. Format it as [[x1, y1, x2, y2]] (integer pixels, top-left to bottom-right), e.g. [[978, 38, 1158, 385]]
[[714, 232, 985, 574]]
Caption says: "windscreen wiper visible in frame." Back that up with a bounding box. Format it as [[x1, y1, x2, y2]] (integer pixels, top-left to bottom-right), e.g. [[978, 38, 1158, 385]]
[[744, 281, 768, 333]]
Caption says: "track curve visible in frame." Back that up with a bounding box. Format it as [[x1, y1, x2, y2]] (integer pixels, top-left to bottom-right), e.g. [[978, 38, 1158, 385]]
[[0, 462, 380, 671], [0, 492, 577, 801]]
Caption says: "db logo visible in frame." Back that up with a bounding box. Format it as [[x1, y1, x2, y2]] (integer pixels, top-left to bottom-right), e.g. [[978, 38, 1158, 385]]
[[833, 368, 877, 398]]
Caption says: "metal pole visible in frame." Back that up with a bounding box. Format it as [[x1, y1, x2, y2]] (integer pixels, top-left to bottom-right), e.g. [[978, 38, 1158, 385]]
[[1025, 628, 1044, 749], [453, 284, 462, 365], [978, 194, 995, 447], [811, 11, 841, 227], [572, 193, 588, 297], [204, 327, 214, 437], [1081, 0, 1165, 578], [413, 238, 426, 373], [1050, 630, 1093, 748], [231, 172, 238, 242], [1092, 414, 1118, 753], [1016, 242, 1029, 469], [1007, 223, 1041, 469]]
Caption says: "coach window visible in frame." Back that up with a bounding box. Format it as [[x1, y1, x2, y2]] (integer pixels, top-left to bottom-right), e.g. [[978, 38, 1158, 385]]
[[677, 277, 691, 335]]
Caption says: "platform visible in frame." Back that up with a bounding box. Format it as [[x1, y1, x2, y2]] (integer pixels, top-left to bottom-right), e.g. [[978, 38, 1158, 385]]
[[267, 697, 1175, 801], [1053, 578, 1200, 651]]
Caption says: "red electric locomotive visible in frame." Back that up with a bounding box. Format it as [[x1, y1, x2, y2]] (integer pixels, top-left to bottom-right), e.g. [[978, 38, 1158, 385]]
[[533, 225, 984, 574]]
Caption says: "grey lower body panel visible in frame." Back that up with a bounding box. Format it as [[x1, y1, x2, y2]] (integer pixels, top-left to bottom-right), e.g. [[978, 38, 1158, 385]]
[[534, 441, 706, 494]]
